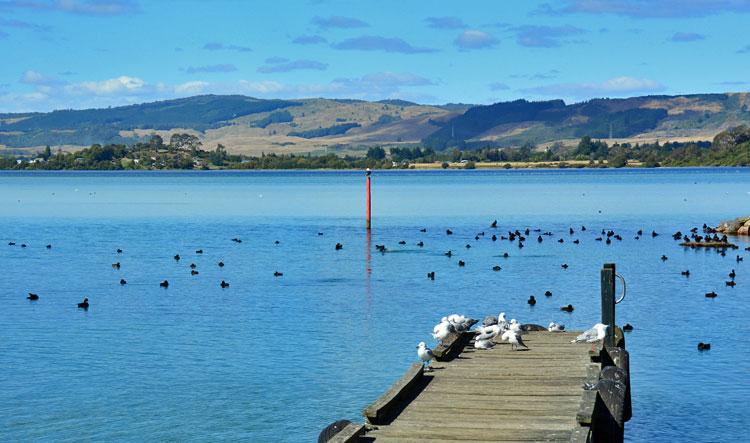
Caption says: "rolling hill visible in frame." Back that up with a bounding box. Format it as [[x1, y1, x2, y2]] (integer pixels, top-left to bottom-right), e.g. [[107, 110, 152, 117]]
[[1, 93, 748, 155]]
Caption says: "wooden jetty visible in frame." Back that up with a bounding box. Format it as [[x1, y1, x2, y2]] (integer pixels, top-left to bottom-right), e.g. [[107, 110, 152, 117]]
[[321, 264, 632, 443]]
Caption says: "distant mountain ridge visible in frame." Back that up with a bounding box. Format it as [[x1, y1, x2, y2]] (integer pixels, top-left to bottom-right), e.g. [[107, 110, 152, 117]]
[[423, 94, 750, 149], [1, 93, 748, 155]]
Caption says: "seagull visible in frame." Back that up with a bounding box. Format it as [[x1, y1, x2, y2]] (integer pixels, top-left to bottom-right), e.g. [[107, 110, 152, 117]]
[[482, 315, 498, 327], [572, 323, 608, 343], [501, 329, 512, 342], [417, 342, 434, 370], [509, 319, 524, 334], [508, 332, 528, 350], [475, 324, 502, 340], [432, 319, 455, 343], [497, 312, 508, 331], [433, 317, 448, 334], [474, 338, 495, 350], [445, 314, 477, 334], [548, 322, 565, 332], [448, 314, 466, 324]]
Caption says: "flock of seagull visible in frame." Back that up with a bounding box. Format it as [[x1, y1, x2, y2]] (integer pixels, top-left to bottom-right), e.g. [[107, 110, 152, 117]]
[[417, 312, 609, 369]]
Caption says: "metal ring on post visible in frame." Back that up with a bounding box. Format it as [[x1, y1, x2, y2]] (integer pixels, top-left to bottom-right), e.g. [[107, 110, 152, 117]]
[[615, 273, 626, 304]]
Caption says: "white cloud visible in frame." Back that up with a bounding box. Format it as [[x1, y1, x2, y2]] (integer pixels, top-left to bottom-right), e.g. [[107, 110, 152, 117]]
[[1, 71, 436, 111], [67, 76, 146, 95], [522, 76, 666, 99], [237, 80, 286, 94], [20, 70, 63, 86], [454, 30, 498, 50], [174, 81, 208, 94]]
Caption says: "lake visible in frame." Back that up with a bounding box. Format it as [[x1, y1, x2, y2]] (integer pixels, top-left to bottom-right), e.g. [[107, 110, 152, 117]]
[[1, 168, 749, 442]]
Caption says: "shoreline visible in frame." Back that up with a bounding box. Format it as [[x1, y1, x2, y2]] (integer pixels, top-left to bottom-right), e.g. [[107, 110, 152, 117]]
[[0, 165, 748, 173]]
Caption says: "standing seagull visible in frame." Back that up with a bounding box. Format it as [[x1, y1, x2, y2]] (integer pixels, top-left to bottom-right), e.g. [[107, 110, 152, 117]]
[[508, 332, 528, 350], [572, 323, 608, 343], [417, 342, 434, 371]]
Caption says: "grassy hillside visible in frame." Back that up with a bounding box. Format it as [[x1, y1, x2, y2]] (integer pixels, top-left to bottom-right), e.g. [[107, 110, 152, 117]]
[[424, 93, 750, 149], [1, 93, 749, 156]]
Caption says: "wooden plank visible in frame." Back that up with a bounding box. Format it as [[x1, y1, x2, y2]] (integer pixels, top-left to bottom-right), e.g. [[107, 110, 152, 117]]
[[569, 426, 590, 443], [369, 426, 573, 441], [326, 422, 365, 443], [601, 264, 616, 348], [606, 347, 631, 422], [575, 363, 601, 426], [399, 408, 578, 417], [433, 331, 475, 361], [576, 390, 597, 425], [363, 362, 424, 425]]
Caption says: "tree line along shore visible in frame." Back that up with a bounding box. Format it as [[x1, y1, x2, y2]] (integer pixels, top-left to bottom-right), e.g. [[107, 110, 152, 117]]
[[1, 126, 749, 171]]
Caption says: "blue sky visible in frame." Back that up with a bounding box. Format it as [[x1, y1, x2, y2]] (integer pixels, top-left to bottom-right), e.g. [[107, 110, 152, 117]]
[[1, 0, 749, 112]]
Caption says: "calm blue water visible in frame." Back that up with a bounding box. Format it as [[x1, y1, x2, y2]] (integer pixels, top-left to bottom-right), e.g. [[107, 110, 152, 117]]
[[1, 169, 749, 442]]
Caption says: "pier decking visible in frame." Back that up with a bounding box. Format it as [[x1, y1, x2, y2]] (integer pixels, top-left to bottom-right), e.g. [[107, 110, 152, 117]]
[[322, 264, 632, 443], [365, 331, 593, 442]]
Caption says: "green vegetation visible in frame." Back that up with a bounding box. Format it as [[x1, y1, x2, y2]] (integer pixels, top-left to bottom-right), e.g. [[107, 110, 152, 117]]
[[0, 134, 387, 170], [251, 110, 294, 128], [2, 93, 749, 153], [288, 123, 361, 138], [423, 99, 567, 149], [662, 125, 750, 166], [421, 94, 746, 149], [0, 95, 300, 147], [1, 127, 749, 170]]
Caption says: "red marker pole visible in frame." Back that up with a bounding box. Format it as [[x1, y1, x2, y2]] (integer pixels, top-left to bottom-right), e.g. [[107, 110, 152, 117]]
[[366, 168, 372, 230]]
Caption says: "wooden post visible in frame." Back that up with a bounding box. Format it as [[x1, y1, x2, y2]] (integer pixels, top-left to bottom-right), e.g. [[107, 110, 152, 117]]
[[365, 168, 371, 230], [601, 263, 616, 348]]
